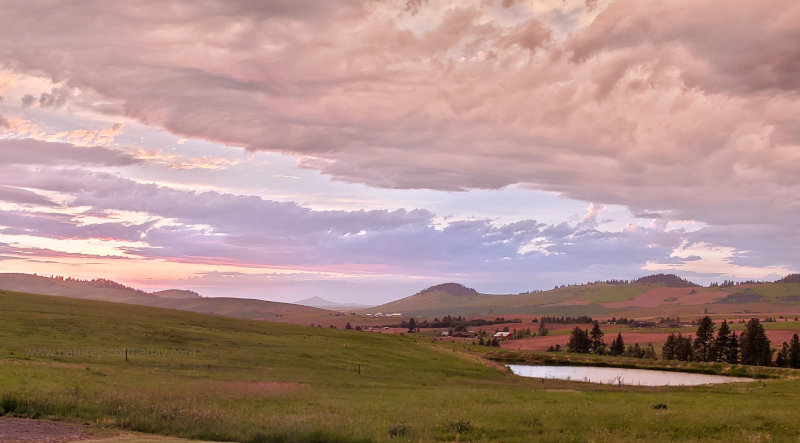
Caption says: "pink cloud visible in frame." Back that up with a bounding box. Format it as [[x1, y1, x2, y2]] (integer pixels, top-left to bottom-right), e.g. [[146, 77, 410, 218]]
[[0, 1, 795, 231], [0, 0, 798, 295]]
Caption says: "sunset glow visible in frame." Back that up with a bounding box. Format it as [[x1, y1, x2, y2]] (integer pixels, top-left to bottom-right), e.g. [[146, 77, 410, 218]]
[[0, 0, 798, 303]]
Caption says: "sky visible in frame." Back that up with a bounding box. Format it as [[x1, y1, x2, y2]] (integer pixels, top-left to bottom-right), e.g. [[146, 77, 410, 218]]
[[0, 0, 798, 304]]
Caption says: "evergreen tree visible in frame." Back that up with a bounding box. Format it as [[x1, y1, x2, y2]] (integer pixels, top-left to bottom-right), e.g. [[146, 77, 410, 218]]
[[610, 333, 625, 356], [727, 332, 739, 364], [776, 342, 790, 367], [589, 321, 606, 354], [711, 320, 731, 362], [789, 333, 800, 369], [662, 333, 677, 360], [740, 318, 772, 366], [675, 333, 694, 361], [626, 343, 644, 358], [538, 321, 549, 336], [693, 316, 715, 362], [643, 343, 658, 360], [567, 327, 591, 353]]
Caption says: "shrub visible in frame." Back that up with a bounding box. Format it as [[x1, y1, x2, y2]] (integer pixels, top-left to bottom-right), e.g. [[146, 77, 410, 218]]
[[1, 394, 19, 414], [448, 420, 472, 433], [388, 422, 409, 437]]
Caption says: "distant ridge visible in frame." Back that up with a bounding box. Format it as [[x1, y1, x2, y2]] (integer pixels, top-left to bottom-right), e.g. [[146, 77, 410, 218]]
[[294, 296, 371, 310], [633, 273, 699, 287], [0, 273, 330, 320], [152, 289, 202, 299], [364, 274, 722, 317]]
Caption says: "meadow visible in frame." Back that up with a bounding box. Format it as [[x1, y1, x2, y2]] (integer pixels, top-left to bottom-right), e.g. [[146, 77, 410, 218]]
[[2, 289, 800, 442]]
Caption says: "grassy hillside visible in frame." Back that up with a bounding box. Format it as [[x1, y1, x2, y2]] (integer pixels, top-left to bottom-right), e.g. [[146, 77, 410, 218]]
[[3, 289, 800, 441], [0, 273, 329, 321], [363, 282, 654, 317], [366, 278, 800, 319]]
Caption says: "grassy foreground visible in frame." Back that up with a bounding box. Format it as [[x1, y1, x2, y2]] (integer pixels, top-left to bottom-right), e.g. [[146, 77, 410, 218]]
[[2, 290, 800, 442]]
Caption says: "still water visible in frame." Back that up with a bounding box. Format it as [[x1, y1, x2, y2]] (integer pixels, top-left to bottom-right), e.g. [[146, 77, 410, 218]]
[[507, 364, 752, 386]]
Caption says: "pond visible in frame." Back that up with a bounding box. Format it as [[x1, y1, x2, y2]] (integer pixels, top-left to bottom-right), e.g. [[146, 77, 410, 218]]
[[507, 364, 752, 386]]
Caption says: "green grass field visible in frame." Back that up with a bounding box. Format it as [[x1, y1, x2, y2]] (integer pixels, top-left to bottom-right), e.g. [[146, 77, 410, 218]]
[[2, 289, 800, 442], [368, 283, 646, 317]]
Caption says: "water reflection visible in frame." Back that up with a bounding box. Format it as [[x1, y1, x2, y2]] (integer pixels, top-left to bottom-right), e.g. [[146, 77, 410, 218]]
[[507, 364, 751, 386]]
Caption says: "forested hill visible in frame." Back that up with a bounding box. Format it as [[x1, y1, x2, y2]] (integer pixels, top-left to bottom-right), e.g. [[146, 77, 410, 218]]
[[633, 273, 700, 287], [363, 274, 800, 318]]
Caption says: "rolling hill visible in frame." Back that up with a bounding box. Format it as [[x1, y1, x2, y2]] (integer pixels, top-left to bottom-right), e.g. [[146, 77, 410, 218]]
[[2, 287, 800, 441], [363, 274, 800, 318], [294, 296, 372, 310], [5, 272, 800, 322], [0, 273, 330, 320]]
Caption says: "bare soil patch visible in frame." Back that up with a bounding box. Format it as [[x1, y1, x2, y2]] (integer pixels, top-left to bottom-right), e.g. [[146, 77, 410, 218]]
[[0, 416, 85, 442], [552, 299, 592, 306], [765, 330, 800, 344], [601, 287, 686, 308], [601, 287, 728, 308]]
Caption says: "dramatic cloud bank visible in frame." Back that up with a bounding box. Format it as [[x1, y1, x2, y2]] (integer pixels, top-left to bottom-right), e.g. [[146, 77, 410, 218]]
[[0, 0, 797, 300], [0, 149, 688, 287]]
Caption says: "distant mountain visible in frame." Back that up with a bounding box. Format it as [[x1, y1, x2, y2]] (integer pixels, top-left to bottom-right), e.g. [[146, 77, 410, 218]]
[[0, 273, 329, 320], [294, 296, 371, 310]]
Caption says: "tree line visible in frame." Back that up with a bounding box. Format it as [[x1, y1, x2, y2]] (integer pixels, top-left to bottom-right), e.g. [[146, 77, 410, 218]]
[[560, 317, 800, 367], [536, 315, 593, 324], [560, 322, 656, 359], [663, 317, 800, 367], [406, 315, 523, 330]]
